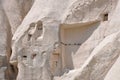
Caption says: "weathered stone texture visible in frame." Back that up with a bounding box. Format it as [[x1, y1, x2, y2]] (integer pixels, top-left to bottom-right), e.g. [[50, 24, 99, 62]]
[[0, 0, 120, 80]]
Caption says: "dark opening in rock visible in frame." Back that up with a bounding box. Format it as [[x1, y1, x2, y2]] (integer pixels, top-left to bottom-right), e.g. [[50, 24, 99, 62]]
[[22, 55, 27, 58], [32, 54, 37, 59], [28, 34, 32, 41], [103, 13, 108, 21]]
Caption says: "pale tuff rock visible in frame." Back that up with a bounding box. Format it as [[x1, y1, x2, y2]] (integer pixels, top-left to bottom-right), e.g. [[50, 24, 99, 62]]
[[10, 20, 60, 80], [0, 0, 120, 80], [61, 31, 120, 80], [0, 67, 7, 80], [2, 0, 34, 34], [104, 53, 120, 80], [0, 0, 33, 79], [0, 2, 13, 79]]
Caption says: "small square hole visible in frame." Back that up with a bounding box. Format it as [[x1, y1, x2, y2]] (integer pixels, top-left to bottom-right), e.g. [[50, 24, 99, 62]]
[[103, 13, 108, 21]]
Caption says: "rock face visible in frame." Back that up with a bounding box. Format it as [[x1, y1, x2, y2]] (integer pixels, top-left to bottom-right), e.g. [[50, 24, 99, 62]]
[[0, 0, 120, 80], [104, 54, 120, 80]]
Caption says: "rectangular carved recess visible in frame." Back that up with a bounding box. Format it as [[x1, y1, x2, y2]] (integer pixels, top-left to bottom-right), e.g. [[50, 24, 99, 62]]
[[103, 13, 108, 21]]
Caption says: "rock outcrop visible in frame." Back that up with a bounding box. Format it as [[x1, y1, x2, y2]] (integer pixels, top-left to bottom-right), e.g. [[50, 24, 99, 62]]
[[0, 0, 120, 80]]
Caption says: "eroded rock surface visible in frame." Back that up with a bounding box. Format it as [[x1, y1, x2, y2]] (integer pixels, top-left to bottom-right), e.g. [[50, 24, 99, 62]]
[[0, 0, 120, 80]]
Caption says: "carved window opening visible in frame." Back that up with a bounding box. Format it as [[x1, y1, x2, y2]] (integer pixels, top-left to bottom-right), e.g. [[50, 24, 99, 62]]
[[37, 20, 43, 30], [22, 55, 27, 61], [28, 21, 43, 41], [36, 20, 43, 38], [27, 22, 36, 41], [28, 34, 32, 41], [22, 55, 27, 58], [103, 13, 108, 21]]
